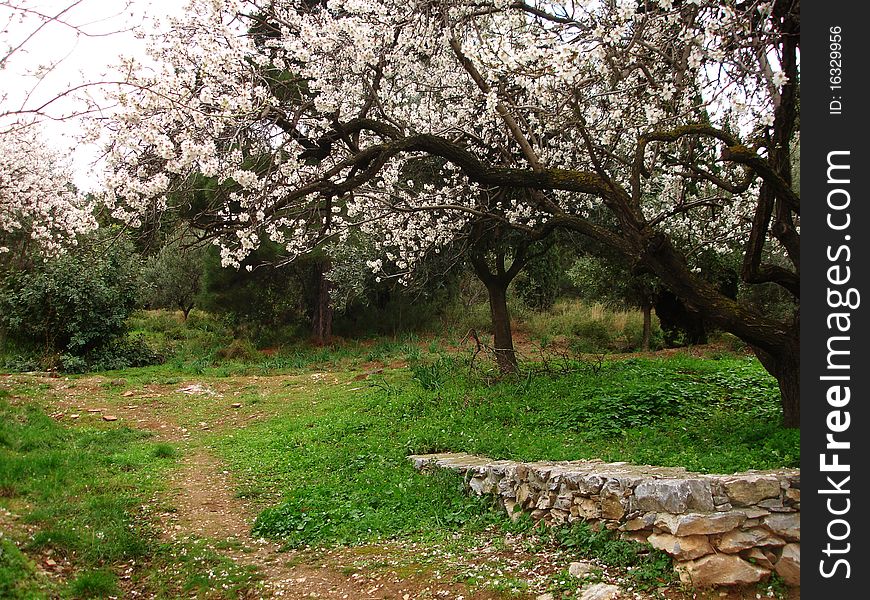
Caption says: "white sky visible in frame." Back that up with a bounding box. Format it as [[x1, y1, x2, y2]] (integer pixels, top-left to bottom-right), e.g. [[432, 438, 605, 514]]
[[1, 0, 189, 191]]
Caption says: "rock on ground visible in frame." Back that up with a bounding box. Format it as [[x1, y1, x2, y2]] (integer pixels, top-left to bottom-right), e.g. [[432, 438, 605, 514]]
[[577, 582, 622, 600]]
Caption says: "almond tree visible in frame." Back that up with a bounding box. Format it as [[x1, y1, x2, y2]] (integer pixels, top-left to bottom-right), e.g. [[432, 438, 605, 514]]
[[0, 125, 95, 261], [1, 1, 139, 258], [101, 0, 800, 425]]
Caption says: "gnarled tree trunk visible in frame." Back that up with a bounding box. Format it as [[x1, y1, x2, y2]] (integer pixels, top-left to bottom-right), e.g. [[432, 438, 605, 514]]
[[754, 330, 800, 428]]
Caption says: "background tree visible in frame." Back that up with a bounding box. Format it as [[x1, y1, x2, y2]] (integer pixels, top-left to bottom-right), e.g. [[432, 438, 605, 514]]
[[141, 229, 208, 320]]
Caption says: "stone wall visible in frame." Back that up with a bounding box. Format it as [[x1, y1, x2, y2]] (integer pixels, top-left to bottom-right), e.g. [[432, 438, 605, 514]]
[[409, 453, 799, 588]]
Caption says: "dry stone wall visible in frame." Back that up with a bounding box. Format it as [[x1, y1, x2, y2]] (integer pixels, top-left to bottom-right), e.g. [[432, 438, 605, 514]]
[[409, 453, 799, 588]]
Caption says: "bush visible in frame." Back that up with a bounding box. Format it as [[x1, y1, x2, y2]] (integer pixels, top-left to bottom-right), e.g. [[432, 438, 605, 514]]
[[0, 234, 154, 371], [216, 338, 259, 361], [0, 237, 140, 354]]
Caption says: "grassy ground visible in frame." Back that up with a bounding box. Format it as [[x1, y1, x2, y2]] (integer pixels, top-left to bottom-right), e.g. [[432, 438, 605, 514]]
[[211, 352, 797, 550], [0, 390, 259, 599], [0, 310, 800, 599]]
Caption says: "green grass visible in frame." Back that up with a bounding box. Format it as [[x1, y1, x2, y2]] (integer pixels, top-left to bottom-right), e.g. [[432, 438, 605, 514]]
[[0, 396, 268, 598], [522, 299, 664, 352], [545, 522, 674, 590], [0, 537, 50, 599], [66, 569, 119, 599], [213, 353, 798, 550], [0, 401, 170, 565]]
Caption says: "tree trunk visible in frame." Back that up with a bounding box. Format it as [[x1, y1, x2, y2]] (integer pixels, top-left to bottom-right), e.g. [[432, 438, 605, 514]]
[[486, 281, 518, 374], [626, 232, 800, 427], [311, 259, 333, 345], [754, 333, 800, 428], [642, 302, 652, 351]]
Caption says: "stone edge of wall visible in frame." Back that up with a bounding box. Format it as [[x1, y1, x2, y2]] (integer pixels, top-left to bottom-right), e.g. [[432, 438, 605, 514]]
[[409, 453, 800, 588]]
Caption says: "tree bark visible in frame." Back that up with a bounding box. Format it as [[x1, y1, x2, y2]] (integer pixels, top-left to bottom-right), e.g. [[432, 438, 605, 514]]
[[311, 258, 333, 345], [754, 331, 800, 428], [486, 280, 518, 374]]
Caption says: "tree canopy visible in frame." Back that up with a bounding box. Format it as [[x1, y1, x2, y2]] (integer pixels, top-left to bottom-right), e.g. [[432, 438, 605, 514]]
[[57, 0, 798, 424]]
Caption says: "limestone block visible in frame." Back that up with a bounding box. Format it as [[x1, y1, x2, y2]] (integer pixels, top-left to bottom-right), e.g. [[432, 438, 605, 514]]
[[536, 492, 554, 510], [757, 498, 784, 509], [550, 509, 570, 525], [677, 554, 770, 587], [656, 511, 745, 536], [620, 512, 656, 531], [516, 483, 532, 506], [774, 543, 800, 587], [564, 473, 605, 495], [498, 476, 516, 497], [633, 479, 714, 514], [648, 533, 713, 560], [503, 498, 522, 522], [527, 465, 552, 488], [721, 475, 782, 506], [763, 513, 800, 541], [468, 476, 487, 495], [554, 494, 573, 511], [530, 509, 548, 521], [568, 561, 596, 578], [715, 528, 786, 553], [575, 497, 601, 520], [601, 492, 625, 520]]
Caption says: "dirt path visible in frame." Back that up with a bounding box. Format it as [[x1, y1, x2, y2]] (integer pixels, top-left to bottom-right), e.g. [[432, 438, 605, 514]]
[[162, 447, 522, 599], [164, 448, 343, 598], [6, 373, 512, 598]]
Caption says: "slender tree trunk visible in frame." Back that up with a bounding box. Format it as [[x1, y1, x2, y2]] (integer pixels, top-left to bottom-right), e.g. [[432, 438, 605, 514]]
[[311, 259, 333, 345], [486, 281, 518, 374], [180, 302, 193, 321], [641, 302, 652, 351]]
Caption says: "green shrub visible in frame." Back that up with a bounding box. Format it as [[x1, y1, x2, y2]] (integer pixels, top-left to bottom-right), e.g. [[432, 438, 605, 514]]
[[549, 522, 673, 589], [216, 338, 259, 361], [0, 234, 142, 365], [569, 319, 614, 353]]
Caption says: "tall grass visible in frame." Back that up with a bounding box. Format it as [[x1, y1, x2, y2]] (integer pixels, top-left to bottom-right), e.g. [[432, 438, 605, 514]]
[[523, 299, 664, 352]]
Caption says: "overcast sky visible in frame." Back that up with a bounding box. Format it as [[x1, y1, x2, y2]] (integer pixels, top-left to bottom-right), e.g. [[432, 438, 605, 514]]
[[1, 0, 188, 190]]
